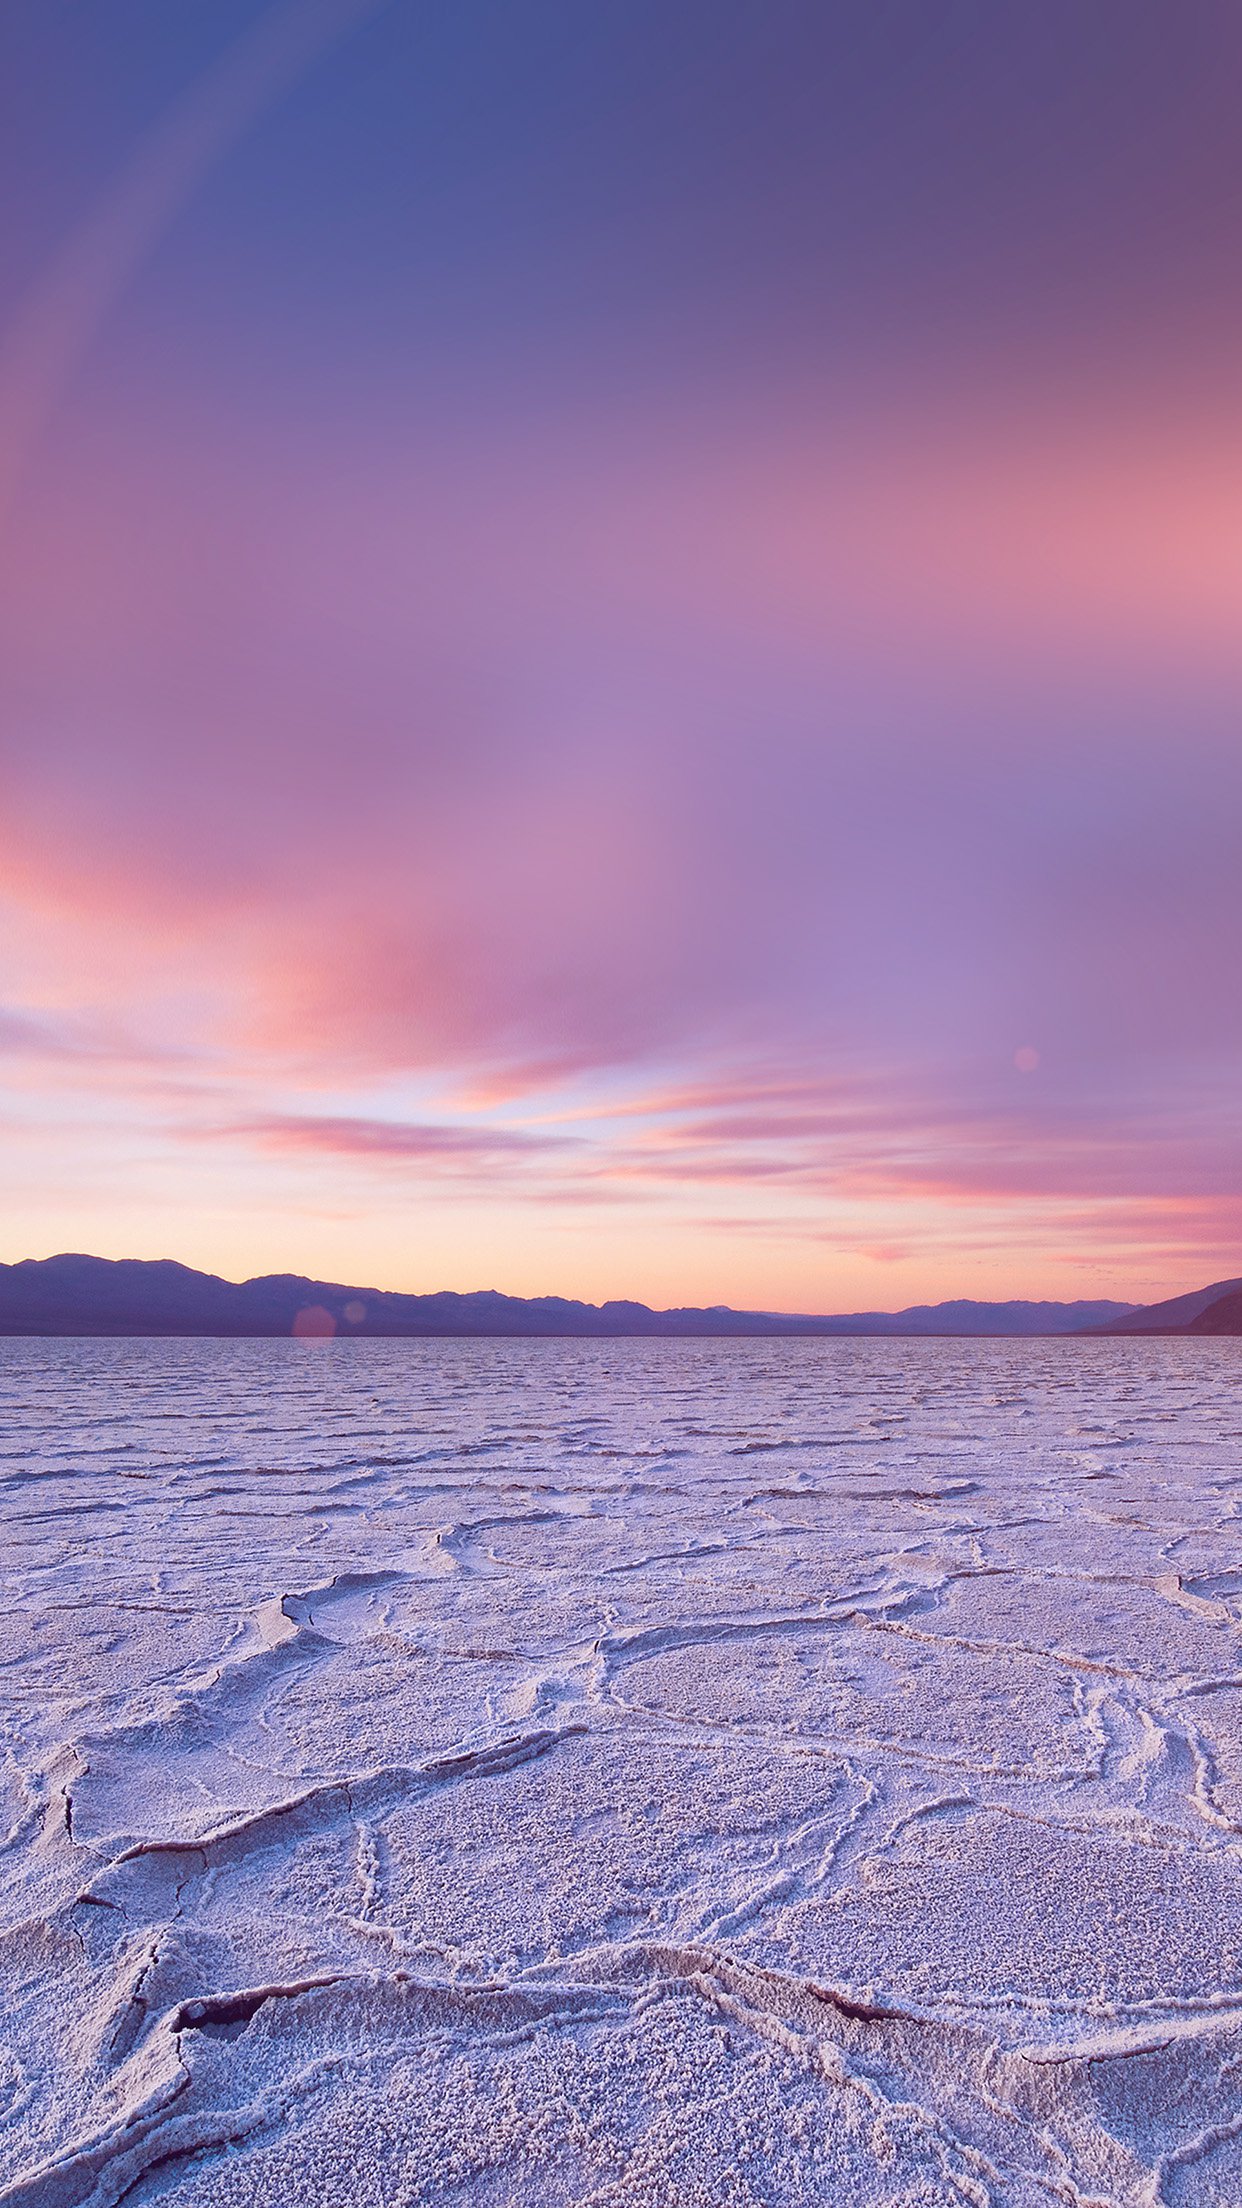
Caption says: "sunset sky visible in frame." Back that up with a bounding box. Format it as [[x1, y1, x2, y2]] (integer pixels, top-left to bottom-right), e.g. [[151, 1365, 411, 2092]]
[[2, 0, 1241, 1310]]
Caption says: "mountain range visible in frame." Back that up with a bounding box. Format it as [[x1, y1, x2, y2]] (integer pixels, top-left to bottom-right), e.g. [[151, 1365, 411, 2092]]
[[0, 1254, 1138, 1337], [0, 1253, 1238, 1337]]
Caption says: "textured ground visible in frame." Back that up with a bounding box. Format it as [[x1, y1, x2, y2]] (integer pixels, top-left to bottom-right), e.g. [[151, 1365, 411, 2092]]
[[2, 1336, 1242, 2205]]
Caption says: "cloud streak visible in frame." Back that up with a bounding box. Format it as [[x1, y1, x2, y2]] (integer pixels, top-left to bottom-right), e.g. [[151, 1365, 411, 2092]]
[[0, 0, 390, 522], [224, 1110, 577, 1172]]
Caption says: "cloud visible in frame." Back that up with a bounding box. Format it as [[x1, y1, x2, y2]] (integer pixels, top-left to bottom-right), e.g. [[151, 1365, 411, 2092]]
[[212, 1110, 579, 1175]]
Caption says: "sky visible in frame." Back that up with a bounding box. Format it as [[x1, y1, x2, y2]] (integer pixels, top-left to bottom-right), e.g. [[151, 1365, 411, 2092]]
[[2, 0, 1241, 1311]]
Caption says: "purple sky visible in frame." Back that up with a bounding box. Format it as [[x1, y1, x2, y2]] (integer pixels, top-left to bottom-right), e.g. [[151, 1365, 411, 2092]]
[[2, 0, 1241, 1308]]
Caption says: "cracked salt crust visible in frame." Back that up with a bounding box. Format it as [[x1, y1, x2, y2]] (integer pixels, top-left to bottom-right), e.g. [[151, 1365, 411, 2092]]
[[1, 1334, 1241, 2203]]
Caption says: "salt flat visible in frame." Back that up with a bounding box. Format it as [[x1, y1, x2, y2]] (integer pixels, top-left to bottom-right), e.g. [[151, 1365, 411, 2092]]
[[2, 1336, 1242, 2206]]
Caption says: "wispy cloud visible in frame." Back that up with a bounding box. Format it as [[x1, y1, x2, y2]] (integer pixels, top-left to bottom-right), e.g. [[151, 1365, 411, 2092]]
[[211, 1110, 580, 1173]]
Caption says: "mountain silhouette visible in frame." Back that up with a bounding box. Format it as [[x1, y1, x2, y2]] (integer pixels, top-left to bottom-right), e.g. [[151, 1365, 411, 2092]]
[[0, 1255, 1136, 1337], [1098, 1277, 1242, 1334], [1185, 1289, 1242, 1334]]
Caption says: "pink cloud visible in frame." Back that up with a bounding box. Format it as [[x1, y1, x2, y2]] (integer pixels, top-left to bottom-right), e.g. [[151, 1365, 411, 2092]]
[[223, 1110, 577, 1173]]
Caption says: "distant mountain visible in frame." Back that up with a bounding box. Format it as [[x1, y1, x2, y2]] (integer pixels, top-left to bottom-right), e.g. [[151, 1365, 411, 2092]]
[[1098, 1277, 1242, 1334], [0, 1255, 1135, 1338], [1186, 1290, 1242, 1335], [831, 1297, 1135, 1337]]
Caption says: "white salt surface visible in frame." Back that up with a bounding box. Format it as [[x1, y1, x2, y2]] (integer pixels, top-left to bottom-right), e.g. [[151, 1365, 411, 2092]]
[[3, 1335, 1242, 2205]]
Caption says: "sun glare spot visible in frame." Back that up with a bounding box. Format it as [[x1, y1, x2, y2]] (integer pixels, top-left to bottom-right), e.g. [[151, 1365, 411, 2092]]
[[292, 1303, 336, 1338]]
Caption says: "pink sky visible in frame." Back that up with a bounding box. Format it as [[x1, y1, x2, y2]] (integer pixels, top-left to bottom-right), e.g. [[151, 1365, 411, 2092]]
[[2, 2, 1241, 1309]]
